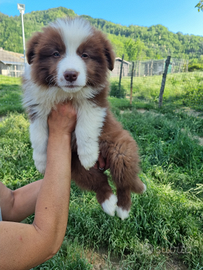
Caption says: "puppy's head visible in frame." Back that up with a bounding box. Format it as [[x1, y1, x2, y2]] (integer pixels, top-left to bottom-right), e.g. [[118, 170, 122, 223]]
[[26, 17, 115, 93]]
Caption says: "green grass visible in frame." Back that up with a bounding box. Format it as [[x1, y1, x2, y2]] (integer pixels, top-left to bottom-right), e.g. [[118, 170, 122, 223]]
[[0, 75, 24, 116], [110, 71, 203, 111], [1, 74, 203, 269]]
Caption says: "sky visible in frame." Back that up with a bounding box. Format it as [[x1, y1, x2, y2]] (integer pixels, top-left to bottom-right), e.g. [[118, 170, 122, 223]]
[[0, 0, 203, 36]]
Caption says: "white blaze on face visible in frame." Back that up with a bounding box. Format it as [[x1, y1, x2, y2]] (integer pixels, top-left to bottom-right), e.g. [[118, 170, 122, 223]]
[[51, 18, 93, 93]]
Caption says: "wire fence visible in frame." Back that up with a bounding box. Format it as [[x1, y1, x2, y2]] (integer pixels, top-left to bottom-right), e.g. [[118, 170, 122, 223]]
[[0, 48, 188, 81], [111, 57, 188, 78], [109, 56, 193, 106], [0, 48, 189, 107]]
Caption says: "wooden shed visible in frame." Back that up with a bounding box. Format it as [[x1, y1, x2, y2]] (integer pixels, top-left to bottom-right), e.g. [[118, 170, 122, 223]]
[[0, 48, 25, 77], [111, 57, 131, 77]]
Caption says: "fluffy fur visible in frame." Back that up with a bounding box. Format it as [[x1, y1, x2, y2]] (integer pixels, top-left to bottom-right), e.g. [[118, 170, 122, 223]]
[[23, 17, 146, 220]]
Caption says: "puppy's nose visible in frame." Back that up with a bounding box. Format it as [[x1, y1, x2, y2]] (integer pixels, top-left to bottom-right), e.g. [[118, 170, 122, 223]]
[[63, 71, 78, 82]]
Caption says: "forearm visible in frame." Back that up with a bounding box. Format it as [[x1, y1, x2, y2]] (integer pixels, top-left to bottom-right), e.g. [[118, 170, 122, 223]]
[[0, 180, 42, 222], [33, 133, 72, 250], [0, 102, 76, 269], [0, 182, 13, 220]]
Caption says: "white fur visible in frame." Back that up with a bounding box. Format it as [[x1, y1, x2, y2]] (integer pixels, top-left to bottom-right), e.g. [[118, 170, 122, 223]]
[[51, 18, 93, 94], [30, 118, 48, 173], [51, 17, 93, 49], [23, 67, 106, 172], [57, 54, 87, 93], [23, 18, 106, 173], [142, 184, 147, 193], [116, 207, 130, 220], [75, 101, 106, 170], [102, 194, 118, 216], [23, 64, 102, 107]]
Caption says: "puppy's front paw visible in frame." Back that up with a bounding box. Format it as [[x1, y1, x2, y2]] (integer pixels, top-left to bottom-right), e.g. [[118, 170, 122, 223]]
[[35, 160, 46, 174], [34, 153, 47, 174], [79, 151, 99, 170]]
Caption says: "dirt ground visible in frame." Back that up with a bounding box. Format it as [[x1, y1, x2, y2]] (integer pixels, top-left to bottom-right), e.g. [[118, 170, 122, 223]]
[[85, 248, 188, 270]]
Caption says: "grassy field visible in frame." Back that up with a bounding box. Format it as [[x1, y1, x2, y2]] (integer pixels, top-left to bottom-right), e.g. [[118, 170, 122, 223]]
[[0, 73, 203, 269], [111, 72, 203, 111], [0, 75, 23, 116]]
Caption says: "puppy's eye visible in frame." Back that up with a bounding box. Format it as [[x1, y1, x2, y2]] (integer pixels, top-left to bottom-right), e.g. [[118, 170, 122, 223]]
[[81, 53, 89, 59], [52, 51, 60, 57]]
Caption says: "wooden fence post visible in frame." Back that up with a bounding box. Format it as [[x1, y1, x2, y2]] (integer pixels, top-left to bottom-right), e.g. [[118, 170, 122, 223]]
[[178, 60, 181, 73], [186, 60, 188, 72], [134, 61, 137, 77], [130, 62, 134, 105], [159, 56, 171, 108], [118, 54, 124, 97], [151, 60, 153, 76]]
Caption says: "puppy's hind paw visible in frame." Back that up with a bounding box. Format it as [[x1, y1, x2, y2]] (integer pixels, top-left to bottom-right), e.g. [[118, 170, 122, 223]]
[[101, 194, 118, 216], [142, 184, 147, 193], [116, 207, 130, 220]]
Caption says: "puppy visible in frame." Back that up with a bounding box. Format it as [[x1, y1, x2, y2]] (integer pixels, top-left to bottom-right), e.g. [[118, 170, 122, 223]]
[[22, 17, 146, 220]]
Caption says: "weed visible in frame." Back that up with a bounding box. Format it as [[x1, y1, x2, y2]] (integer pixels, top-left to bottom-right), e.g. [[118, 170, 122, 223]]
[[110, 81, 127, 98]]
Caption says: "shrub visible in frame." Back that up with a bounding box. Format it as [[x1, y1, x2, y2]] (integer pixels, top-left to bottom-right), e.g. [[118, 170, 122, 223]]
[[110, 81, 126, 98], [188, 63, 203, 72], [184, 84, 203, 107]]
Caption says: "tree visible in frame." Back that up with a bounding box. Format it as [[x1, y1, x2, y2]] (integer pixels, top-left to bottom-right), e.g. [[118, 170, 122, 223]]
[[196, 1, 203, 11], [124, 39, 137, 61], [124, 39, 145, 61], [1, 7, 203, 59]]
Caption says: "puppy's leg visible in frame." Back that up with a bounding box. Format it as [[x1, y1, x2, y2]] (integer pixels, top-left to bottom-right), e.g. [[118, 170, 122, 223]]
[[30, 117, 48, 174], [71, 153, 117, 216], [107, 131, 146, 220], [75, 101, 106, 170], [116, 188, 131, 220]]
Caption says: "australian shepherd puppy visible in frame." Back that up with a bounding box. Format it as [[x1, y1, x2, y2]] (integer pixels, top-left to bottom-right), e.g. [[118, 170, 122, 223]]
[[22, 17, 146, 220]]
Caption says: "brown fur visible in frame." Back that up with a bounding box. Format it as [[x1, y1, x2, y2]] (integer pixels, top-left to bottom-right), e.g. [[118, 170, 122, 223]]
[[25, 18, 145, 216], [71, 109, 144, 211]]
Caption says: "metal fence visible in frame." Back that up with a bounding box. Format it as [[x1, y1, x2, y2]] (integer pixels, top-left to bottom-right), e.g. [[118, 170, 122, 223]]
[[0, 49, 188, 92], [111, 57, 188, 78], [0, 49, 188, 80]]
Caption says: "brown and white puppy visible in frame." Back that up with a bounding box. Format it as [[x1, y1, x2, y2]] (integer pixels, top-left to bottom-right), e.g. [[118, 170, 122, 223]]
[[23, 17, 146, 220]]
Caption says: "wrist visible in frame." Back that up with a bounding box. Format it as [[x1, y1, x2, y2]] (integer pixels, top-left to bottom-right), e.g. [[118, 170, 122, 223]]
[[48, 132, 72, 141], [47, 133, 72, 152]]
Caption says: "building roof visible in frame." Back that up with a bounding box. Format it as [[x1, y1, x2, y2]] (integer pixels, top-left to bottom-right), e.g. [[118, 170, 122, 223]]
[[0, 48, 25, 65], [115, 57, 131, 65]]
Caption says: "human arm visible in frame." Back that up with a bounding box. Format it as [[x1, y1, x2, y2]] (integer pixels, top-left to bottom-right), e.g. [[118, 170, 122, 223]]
[[0, 102, 76, 270], [0, 180, 42, 222], [0, 155, 108, 223]]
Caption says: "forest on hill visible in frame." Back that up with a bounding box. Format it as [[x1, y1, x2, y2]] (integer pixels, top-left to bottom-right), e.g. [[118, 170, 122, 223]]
[[0, 6, 203, 61]]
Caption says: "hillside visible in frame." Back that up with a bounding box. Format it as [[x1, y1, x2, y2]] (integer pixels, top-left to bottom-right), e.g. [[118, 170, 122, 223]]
[[0, 6, 203, 60]]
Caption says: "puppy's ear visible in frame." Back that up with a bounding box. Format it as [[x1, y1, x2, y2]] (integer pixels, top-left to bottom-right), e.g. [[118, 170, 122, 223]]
[[104, 38, 115, 71], [26, 32, 42, 64]]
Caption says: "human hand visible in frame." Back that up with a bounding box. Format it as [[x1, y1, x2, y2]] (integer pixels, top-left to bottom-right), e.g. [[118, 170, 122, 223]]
[[48, 101, 77, 137]]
